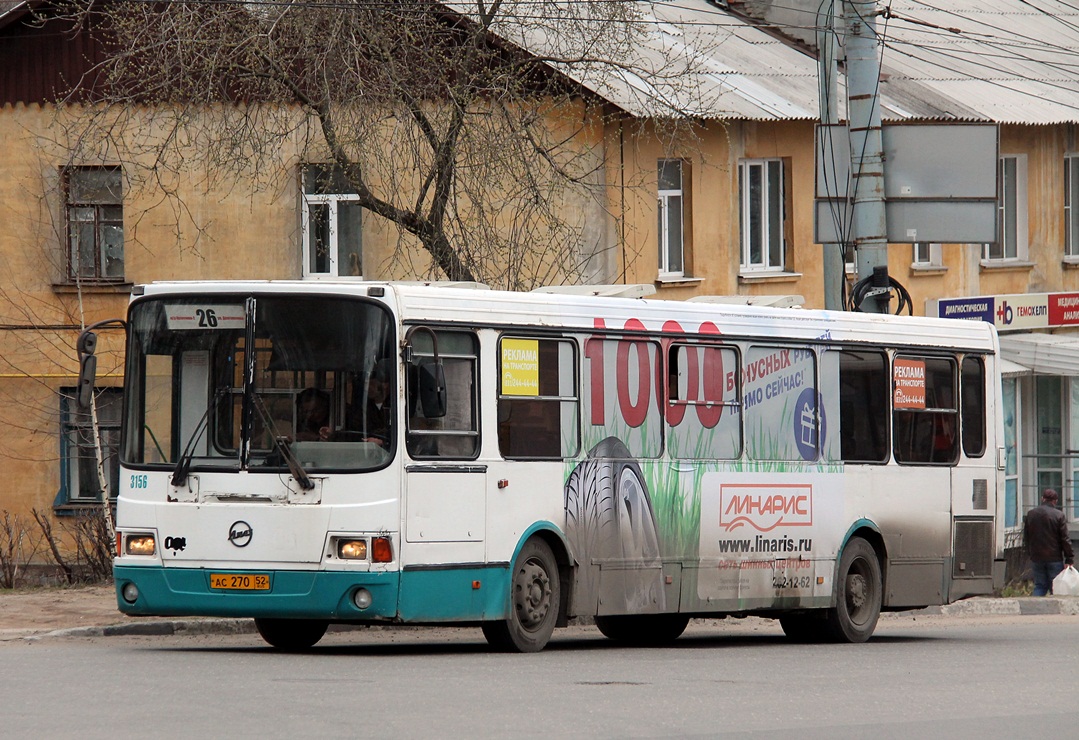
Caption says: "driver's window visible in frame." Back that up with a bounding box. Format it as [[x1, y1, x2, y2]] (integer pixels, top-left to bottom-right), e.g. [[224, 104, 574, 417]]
[[407, 331, 479, 459]]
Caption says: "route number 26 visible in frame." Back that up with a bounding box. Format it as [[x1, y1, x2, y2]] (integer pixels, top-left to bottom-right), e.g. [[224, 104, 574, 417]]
[[195, 308, 219, 328]]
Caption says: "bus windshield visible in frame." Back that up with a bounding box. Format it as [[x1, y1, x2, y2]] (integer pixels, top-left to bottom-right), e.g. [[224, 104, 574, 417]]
[[122, 295, 396, 474]]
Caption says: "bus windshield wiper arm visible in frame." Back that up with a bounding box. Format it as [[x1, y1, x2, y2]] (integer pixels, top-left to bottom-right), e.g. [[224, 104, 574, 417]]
[[273, 436, 315, 491], [170, 405, 213, 488], [171, 387, 230, 488], [251, 393, 314, 491]]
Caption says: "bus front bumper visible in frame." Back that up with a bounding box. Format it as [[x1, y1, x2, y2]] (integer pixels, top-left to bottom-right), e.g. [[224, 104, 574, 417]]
[[113, 565, 400, 621]]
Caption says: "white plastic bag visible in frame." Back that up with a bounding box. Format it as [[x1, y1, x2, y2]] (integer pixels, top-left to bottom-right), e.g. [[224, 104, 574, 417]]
[[1052, 565, 1079, 596]]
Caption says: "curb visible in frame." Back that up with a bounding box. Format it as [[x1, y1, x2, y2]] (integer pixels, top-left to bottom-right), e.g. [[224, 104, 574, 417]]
[[17, 618, 256, 641], [888, 596, 1079, 618]]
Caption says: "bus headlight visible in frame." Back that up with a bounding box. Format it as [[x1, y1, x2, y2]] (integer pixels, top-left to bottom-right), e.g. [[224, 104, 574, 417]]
[[125, 534, 157, 556], [337, 539, 368, 560]]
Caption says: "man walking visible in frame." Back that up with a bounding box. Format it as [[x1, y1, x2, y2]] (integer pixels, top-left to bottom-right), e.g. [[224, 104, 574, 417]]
[[1023, 488, 1075, 596]]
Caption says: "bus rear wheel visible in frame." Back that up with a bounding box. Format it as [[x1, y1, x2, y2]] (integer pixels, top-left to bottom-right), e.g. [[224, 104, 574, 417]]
[[825, 537, 882, 643], [254, 617, 328, 650], [594, 614, 689, 645], [482, 538, 560, 653]]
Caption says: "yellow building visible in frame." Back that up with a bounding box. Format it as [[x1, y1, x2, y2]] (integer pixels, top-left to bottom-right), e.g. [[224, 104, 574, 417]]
[[4, 0, 1079, 567]]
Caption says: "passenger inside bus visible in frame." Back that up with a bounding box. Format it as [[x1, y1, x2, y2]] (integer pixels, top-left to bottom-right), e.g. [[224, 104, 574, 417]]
[[358, 362, 392, 446], [295, 388, 331, 441]]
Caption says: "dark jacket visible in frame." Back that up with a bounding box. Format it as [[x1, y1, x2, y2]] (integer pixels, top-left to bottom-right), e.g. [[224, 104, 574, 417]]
[[1024, 504, 1076, 564], [363, 399, 391, 440]]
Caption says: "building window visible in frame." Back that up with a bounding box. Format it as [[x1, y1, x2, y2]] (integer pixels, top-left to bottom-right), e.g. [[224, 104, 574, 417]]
[[913, 242, 942, 268], [56, 387, 122, 509], [657, 159, 684, 277], [1066, 155, 1079, 258], [984, 155, 1027, 261], [302, 164, 363, 278], [739, 159, 785, 271], [65, 167, 123, 282]]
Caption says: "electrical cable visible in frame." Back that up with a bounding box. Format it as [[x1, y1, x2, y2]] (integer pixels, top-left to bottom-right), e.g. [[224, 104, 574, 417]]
[[846, 271, 914, 314]]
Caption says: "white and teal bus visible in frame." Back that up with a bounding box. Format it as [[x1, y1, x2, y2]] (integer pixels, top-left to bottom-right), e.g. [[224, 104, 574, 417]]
[[86, 280, 1004, 651]]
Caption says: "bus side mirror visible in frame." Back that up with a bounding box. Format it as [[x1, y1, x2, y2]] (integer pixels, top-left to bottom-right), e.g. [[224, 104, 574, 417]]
[[76, 331, 98, 410], [418, 361, 447, 419]]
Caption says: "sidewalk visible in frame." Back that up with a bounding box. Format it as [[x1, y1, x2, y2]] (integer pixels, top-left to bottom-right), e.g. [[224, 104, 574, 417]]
[[1, 583, 1076, 641], [0, 584, 255, 641]]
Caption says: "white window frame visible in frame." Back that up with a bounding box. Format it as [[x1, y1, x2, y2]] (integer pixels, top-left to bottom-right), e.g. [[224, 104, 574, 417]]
[[983, 154, 1027, 262], [301, 165, 363, 279], [657, 159, 685, 278], [912, 242, 942, 268], [1065, 154, 1079, 259], [739, 158, 785, 272]]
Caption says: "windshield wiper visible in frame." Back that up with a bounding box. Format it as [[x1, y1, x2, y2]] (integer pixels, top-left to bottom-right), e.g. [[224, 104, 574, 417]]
[[272, 436, 315, 491], [251, 393, 314, 491], [170, 398, 217, 487]]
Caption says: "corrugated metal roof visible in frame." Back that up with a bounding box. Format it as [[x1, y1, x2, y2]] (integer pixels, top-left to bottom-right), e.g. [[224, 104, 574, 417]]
[[0, 1, 30, 26], [484, 0, 1079, 124], [877, 0, 1079, 123], [7, 1, 1077, 124], [467, 0, 822, 120]]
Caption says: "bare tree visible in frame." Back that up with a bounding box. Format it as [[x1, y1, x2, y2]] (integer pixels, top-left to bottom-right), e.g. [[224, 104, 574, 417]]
[[50, 0, 707, 289]]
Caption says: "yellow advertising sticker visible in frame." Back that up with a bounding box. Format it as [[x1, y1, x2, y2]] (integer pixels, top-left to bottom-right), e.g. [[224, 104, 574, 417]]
[[502, 338, 540, 396]]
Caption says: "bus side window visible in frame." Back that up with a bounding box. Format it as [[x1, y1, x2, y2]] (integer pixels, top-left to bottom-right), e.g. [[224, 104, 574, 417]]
[[744, 345, 818, 461], [893, 355, 957, 465], [497, 337, 578, 459], [832, 350, 889, 463], [961, 356, 987, 458], [406, 331, 480, 459], [666, 343, 741, 460]]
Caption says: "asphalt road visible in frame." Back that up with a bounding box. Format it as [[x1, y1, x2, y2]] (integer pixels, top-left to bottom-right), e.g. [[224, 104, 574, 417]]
[[1, 614, 1075, 738]]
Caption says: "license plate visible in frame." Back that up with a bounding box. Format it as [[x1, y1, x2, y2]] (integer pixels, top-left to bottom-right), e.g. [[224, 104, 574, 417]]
[[209, 573, 271, 591]]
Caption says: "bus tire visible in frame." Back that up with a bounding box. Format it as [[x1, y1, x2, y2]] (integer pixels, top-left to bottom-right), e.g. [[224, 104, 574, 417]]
[[825, 537, 882, 643], [594, 613, 689, 645], [254, 617, 328, 650], [482, 538, 560, 653]]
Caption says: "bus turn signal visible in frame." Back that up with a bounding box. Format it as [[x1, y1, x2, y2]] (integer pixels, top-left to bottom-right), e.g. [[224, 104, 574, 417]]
[[372, 537, 393, 563]]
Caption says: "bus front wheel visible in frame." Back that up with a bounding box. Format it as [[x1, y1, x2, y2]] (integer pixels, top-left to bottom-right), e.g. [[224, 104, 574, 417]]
[[254, 617, 328, 650], [825, 537, 882, 643], [482, 538, 560, 653]]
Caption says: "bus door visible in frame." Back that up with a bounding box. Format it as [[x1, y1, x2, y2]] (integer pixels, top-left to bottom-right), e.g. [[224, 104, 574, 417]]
[[950, 355, 996, 585], [891, 354, 958, 603]]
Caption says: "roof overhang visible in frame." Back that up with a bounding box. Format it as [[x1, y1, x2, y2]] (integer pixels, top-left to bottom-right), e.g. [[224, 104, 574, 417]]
[[998, 333, 1079, 376]]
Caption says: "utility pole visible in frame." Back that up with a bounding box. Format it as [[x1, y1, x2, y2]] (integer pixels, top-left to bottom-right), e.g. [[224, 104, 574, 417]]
[[843, 0, 890, 313], [818, 0, 845, 311]]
